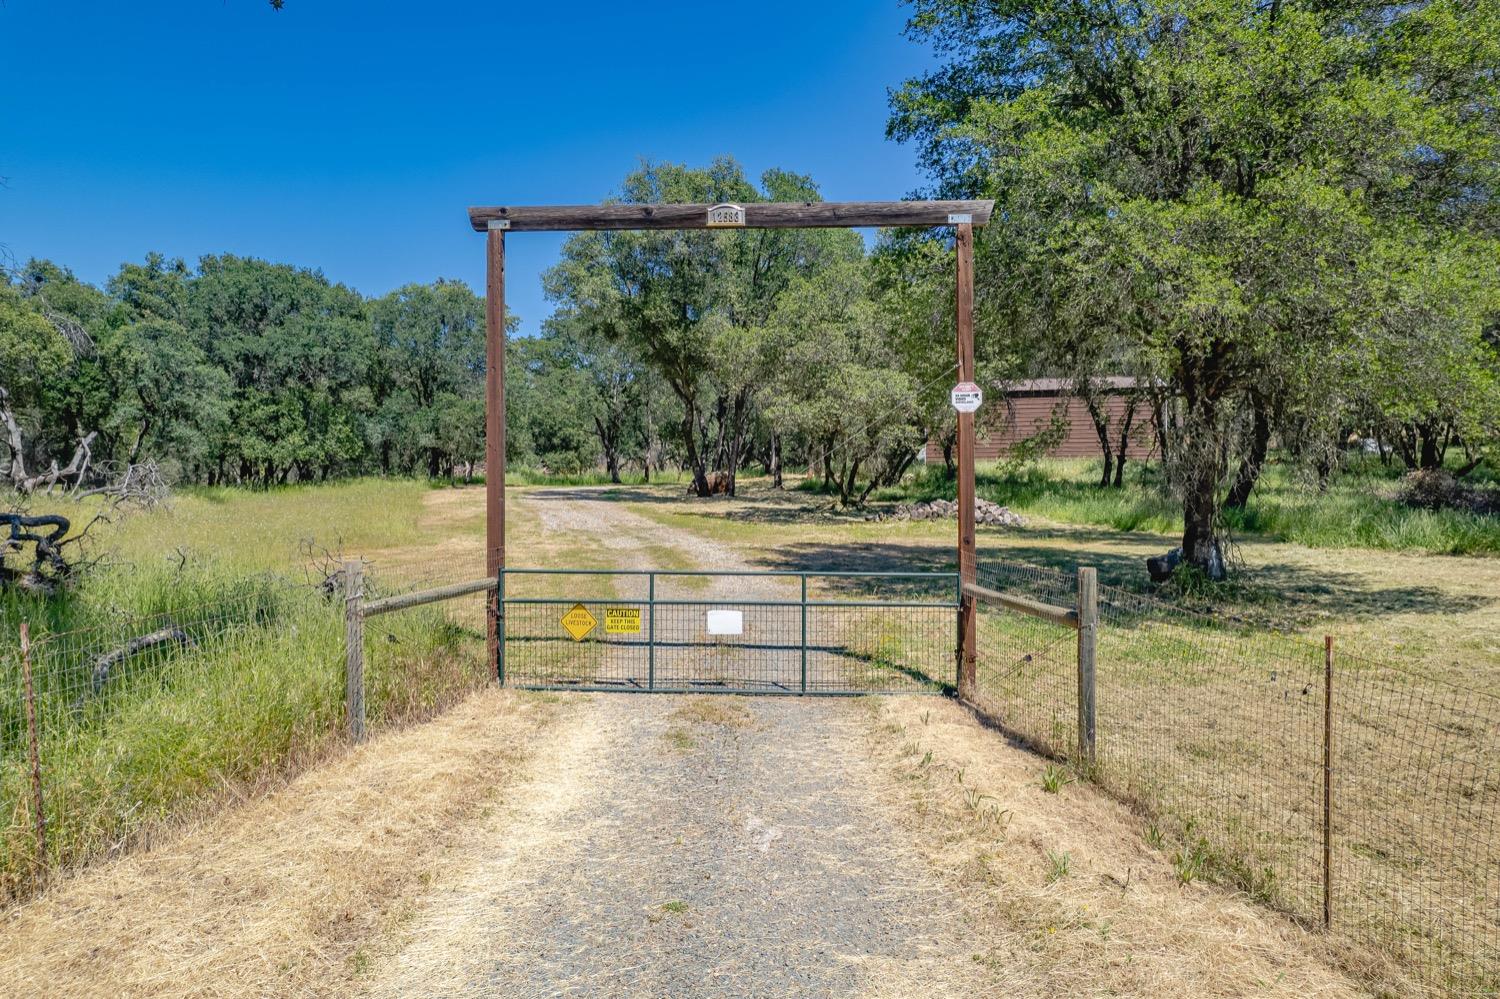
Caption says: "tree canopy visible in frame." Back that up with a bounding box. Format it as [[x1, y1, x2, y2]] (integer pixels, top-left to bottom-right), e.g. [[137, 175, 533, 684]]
[[890, 0, 1500, 574], [541, 157, 939, 496]]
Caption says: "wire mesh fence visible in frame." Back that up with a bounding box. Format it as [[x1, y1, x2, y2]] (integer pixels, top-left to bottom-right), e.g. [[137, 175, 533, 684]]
[[0, 564, 494, 906], [1330, 655, 1500, 993], [970, 562, 1080, 760], [355, 565, 495, 722], [972, 557, 1500, 997]]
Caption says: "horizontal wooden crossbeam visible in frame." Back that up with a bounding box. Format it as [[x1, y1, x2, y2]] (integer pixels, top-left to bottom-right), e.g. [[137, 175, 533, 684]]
[[467, 200, 994, 232], [963, 581, 1080, 629]]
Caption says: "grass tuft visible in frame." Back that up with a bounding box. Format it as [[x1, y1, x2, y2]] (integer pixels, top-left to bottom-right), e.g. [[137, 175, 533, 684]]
[[1041, 764, 1073, 794]]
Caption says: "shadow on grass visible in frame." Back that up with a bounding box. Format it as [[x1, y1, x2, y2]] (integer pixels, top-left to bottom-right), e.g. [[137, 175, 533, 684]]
[[526, 485, 748, 508], [526, 484, 1493, 631], [754, 539, 1491, 630], [717, 502, 869, 526]]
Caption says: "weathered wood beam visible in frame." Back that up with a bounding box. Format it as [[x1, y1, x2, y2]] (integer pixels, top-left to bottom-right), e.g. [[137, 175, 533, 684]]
[[364, 576, 496, 617], [467, 200, 994, 232], [963, 582, 1080, 629], [955, 221, 978, 700], [485, 227, 506, 672]]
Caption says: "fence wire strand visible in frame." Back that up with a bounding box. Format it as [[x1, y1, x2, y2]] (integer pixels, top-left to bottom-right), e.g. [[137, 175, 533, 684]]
[[0, 566, 493, 905], [971, 557, 1499, 997]]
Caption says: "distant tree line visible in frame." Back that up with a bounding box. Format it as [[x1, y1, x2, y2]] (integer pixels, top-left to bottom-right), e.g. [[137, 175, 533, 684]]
[[0, 167, 962, 500], [3, 255, 505, 487]]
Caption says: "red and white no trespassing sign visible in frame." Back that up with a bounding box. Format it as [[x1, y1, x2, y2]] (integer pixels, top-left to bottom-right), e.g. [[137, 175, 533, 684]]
[[950, 382, 983, 413]]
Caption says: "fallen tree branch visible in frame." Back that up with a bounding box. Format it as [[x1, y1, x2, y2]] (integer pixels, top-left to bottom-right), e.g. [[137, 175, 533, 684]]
[[1, 384, 99, 496], [1, 512, 72, 590], [74, 626, 196, 709]]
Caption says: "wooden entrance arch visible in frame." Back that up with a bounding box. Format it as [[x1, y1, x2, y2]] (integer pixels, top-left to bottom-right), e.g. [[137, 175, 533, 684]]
[[467, 199, 994, 696]]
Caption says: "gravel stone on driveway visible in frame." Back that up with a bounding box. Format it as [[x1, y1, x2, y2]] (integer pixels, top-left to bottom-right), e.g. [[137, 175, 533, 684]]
[[366, 693, 980, 999]]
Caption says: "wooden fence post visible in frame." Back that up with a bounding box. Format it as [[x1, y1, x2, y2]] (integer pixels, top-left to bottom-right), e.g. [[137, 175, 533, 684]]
[[1076, 567, 1098, 768], [1324, 634, 1334, 929], [343, 560, 365, 743], [19, 622, 47, 869], [954, 221, 978, 700]]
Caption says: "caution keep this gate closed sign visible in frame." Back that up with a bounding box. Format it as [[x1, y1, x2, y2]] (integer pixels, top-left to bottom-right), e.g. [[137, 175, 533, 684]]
[[605, 607, 641, 634]]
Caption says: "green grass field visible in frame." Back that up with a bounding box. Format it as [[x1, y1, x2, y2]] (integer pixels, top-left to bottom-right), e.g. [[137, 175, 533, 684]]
[[837, 456, 1500, 557], [0, 479, 488, 902]]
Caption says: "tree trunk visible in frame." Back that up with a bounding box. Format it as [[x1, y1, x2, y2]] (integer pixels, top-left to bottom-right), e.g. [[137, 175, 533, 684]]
[[720, 388, 752, 498], [1152, 394, 1172, 467], [681, 407, 710, 496], [1112, 400, 1137, 487], [127, 419, 150, 465], [769, 433, 783, 489], [1417, 421, 1446, 470], [881, 446, 919, 488], [1181, 469, 1223, 580], [1084, 394, 1114, 488], [594, 415, 622, 484], [1225, 399, 1271, 511], [1454, 447, 1482, 478], [838, 457, 861, 506], [1177, 352, 1228, 580]]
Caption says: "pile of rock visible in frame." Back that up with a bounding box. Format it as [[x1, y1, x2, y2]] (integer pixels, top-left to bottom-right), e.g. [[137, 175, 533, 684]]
[[888, 498, 1024, 527]]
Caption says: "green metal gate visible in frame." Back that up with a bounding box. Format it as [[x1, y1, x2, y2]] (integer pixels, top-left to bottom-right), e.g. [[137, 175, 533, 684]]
[[498, 569, 957, 695]]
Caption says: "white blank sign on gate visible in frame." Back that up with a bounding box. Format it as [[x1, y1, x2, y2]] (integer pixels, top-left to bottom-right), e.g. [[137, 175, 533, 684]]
[[706, 609, 744, 636]]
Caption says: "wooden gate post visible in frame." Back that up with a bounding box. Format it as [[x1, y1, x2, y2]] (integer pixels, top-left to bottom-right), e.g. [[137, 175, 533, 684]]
[[343, 560, 365, 742], [1076, 567, 1098, 766], [955, 221, 978, 699], [485, 223, 507, 676]]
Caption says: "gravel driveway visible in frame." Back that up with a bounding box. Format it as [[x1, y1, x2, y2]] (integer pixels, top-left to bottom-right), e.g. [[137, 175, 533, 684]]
[[366, 693, 980, 998]]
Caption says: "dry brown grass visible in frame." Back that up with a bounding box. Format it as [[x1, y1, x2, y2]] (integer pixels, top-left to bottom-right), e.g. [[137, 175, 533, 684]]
[[864, 694, 1368, 998], [669, 695, 754, 728], [0, 688, 568, 998]]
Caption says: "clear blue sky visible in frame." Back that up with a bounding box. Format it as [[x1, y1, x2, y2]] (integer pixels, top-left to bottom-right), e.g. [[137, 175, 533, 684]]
[[0, 1, 936, 336]]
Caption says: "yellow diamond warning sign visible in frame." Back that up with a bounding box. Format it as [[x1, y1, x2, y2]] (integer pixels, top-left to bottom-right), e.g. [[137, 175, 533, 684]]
[[605, 607, 642, 634], [560, 603, 597, 642]]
